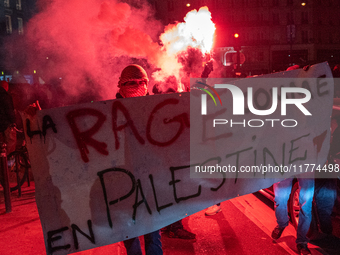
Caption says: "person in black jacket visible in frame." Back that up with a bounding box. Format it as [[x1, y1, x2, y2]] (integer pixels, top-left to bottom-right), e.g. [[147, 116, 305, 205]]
[[0, 80, 17, 154]]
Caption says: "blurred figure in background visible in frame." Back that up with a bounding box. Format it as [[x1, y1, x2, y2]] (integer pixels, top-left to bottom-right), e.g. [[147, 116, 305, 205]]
[[0, 80, 17, 154]]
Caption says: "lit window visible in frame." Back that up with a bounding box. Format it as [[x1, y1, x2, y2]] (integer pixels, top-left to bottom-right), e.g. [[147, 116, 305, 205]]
[[4, 0, 10, 7], [18, 18, 23, 35], [16, 0, 22, 10], [5, 15, 12, 34]]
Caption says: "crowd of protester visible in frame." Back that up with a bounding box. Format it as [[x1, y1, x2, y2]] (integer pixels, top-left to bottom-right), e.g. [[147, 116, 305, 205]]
[[1, 62, 340, 255]]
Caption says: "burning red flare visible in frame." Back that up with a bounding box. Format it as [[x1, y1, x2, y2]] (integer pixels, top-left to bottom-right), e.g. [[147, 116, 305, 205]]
[[153, 6, 216, 92], [160, 6, 216, 54]]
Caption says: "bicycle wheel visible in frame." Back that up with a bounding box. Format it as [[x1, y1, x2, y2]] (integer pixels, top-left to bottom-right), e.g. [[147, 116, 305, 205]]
[[6, 150, 30, 192], [288, 181, 300, 229]]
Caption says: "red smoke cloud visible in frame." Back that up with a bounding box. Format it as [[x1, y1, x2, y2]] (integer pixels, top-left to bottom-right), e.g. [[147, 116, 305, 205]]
[[4, 0, 222, 107]]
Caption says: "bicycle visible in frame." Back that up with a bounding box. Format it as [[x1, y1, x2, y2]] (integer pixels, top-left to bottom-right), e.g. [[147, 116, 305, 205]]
[[0, 130, 31, 197]]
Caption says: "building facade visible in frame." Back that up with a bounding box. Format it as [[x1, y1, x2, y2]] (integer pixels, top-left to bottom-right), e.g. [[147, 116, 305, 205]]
[[148, 0, 340, 75], [0, 0, 36, 76]]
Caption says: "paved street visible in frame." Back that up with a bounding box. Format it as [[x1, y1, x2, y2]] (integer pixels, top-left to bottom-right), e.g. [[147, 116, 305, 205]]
[[1, 182, 340, 255]]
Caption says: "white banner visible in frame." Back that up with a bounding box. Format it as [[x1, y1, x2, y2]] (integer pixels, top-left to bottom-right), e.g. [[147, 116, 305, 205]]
[[24, 62, 334, 254]]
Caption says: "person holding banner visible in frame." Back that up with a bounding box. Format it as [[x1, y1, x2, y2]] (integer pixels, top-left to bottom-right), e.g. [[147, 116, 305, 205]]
[[270, 64, 316, 254], [116, 64, 163, 255], [309, 115, 340, 239], [271, 178, 314, 255]]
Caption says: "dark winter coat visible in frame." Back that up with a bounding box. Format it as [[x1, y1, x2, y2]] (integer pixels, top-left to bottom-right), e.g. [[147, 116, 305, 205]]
[[0, 86, 16, 132]]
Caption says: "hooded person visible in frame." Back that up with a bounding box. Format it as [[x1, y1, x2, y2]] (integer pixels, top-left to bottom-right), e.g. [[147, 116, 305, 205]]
[[115, 64, 163, 255], [116, 64, 149, 98]]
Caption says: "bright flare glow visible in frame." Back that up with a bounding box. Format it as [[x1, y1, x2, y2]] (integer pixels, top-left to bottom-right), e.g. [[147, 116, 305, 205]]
[[234, 33, 239, 38], [154, 6, 216, 91], [301, 2, 306, 6], [186, 3, 190, 7], [160, 6, 216, 55]]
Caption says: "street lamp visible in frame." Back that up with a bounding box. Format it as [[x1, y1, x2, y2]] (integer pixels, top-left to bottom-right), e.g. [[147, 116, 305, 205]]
[[232, 33, 241, 72]]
